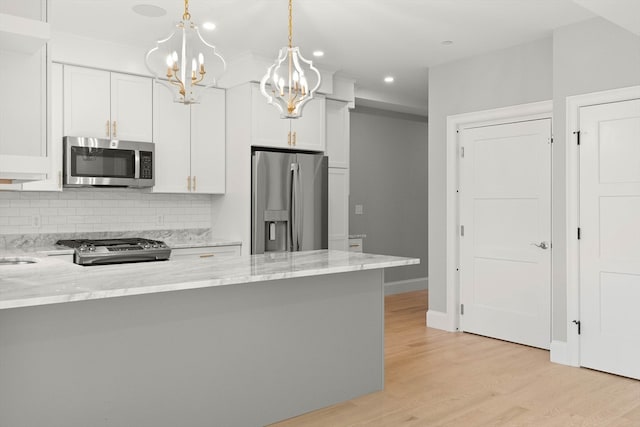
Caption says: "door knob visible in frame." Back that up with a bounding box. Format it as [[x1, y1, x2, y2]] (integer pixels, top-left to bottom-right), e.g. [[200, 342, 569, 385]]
[[531, 241, 549, 250]]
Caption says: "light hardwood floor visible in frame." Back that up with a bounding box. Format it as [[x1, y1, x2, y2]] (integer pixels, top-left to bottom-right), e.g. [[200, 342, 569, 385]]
[[271, 290, 640, 426]]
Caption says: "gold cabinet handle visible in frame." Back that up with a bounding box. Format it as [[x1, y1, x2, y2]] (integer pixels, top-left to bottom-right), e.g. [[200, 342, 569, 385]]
[[112, 120, 117, 137], [199, 254, 215, 258], [287, 131, 291, 146], [293, 131, 297, 146], [193, 175, 196, 192], [58, 170, 62, 189], [106, 120, 110, 137], [187, 176, 191, 191], [349, 244, 361, 248]]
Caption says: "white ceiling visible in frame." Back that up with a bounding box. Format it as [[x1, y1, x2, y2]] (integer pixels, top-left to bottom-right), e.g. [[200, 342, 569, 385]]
[[572, 0, 640, 36], [49, 0, 600, 115]]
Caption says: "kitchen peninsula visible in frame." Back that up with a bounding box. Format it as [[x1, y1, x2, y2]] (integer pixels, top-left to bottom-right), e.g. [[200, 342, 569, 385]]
[[0, 250, 418, 427]]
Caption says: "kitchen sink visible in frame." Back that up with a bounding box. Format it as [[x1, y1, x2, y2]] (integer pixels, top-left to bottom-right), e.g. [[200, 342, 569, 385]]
[[0, 257, 38, 265]]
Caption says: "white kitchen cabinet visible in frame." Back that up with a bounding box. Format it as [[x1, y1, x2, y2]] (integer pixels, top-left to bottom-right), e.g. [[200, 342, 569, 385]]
[[22, 62, 63, 191], [326, 99, 350, 168], [348, 237, 363, 252], [171, 244, 241, 258], [63, 65, 152, 142], [328, 167, 349, 251], [251, 83, 325, 151], [0, 1, 50, 54], [153, 83, 225, 194], [0, 1, 49, 185]]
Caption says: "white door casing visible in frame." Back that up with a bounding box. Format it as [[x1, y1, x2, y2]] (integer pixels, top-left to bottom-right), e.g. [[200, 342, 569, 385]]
[[459, 119, 552, 349], [578, 98, 640, 379]]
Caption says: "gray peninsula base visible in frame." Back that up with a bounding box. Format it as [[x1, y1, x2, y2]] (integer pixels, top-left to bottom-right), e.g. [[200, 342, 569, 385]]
[[0, 269, 384, 427]]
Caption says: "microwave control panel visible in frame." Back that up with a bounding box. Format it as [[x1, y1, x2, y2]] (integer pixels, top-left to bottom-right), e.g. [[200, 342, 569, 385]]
[[140, 151, 153, 179]]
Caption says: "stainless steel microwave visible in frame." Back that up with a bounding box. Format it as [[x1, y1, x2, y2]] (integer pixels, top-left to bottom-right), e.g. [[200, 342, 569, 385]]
[[63, 136, 155, 188]]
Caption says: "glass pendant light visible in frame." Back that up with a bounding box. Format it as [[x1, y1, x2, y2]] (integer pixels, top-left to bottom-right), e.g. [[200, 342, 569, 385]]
[[145, 0, 226, 104], [260, 0, 322, 119]]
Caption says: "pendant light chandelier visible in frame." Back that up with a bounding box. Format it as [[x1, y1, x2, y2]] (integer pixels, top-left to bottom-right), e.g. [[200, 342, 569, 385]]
[[145, 0, 226, 104], [260, 0, 322, 119]]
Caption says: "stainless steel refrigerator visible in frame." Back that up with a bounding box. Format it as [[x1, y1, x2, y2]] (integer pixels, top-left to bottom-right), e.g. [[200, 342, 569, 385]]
[[251, 149, 328, 254]]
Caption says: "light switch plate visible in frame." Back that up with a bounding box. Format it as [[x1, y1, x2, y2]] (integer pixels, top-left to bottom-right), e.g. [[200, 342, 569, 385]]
[[355, 204, 363, 215]]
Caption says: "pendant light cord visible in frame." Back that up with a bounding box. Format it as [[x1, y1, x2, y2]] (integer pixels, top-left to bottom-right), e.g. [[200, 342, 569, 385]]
[[288, 0, 293, 48], [183, 0, 191, 20]]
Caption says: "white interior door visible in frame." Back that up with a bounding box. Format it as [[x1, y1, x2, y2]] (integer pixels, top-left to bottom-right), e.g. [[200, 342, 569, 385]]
[[579, 98, 640, 380], [460, 118, 551, 349]]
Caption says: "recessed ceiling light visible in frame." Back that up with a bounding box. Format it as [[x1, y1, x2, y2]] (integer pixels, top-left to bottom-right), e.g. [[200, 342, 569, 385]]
[[384, 76, 394, 83], [441, 40, 454, 46], [202, 22, 216, 31], [313, 50, 324, 57], [132, 4, 167, 18]]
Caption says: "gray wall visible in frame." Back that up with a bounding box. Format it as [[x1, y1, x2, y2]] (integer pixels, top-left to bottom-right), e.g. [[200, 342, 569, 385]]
[[428, 17, 640, 342], [350, 107, 428, 284], [428, 37, 553, 312]]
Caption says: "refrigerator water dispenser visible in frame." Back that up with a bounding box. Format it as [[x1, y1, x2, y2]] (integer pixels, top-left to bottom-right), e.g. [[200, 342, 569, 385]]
[[263, 210, 289, 252]]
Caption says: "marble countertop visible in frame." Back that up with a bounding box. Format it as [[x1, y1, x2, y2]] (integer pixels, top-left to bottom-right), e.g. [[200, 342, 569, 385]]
[[0, 250, 419, 310]]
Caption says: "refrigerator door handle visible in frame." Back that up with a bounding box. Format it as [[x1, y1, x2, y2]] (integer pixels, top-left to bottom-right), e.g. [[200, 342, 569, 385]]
[[290, 162, 302, 251]]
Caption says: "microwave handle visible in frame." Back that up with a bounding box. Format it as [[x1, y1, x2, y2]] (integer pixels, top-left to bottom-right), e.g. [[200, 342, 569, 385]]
[[134, 150, 140, 179]]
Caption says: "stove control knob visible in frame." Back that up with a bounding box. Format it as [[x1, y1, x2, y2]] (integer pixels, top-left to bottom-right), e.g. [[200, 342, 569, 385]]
[[88, 245, 96, 252], [79, 244, 87, 252], [152, 243, 159, 248], [143, 243, 151, 249]]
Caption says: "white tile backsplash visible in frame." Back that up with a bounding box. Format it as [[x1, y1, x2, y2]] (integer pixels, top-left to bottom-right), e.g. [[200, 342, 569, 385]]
[[0, 188, 213, 235]]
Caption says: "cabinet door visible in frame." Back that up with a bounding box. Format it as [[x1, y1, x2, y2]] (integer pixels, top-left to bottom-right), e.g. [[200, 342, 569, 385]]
[[63, 65, 111, 138], [152, 83, 191, 193], [290, 95, 325, 152], [191, 87, 226, 194], [23, 63, 64, 192], [328, 167, 349, 251], [0, 43, 49, 188], [325, 99, 349, 168], [110, 72, 153, 142], [250, 84, 290, 148]]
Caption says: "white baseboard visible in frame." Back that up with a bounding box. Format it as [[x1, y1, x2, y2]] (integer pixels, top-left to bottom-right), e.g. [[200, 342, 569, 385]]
[[384, 277, 428, 295], [426, 309, 454, 331], [550, 340, 570, 365]]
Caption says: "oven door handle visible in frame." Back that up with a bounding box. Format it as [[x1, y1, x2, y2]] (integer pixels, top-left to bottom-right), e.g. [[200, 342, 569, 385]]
[[134, 150, 140, 179]]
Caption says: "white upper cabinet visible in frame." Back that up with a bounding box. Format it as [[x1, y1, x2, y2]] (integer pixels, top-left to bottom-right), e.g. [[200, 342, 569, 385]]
[[190, 87, 226, 194], [325, 99, 350, 168], [22, 62, 63, 191], [0, 1, 49, 185], [250, 83, 325, 152], [153, 83, 225, 194], [110, 73, 153, 142], [0, 1, 50, 54], [63, 65, 152, 142], [152, 83, 191, 193]]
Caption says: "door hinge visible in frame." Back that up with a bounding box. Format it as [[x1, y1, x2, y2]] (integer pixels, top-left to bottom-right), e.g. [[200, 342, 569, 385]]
[[573, 130, 581, 145], [577, 227, 581, 240], [460, 146, 465, 158], [460, 225, 465, 237], [572, 320, 581, 335], [460, 304, 465, 315]]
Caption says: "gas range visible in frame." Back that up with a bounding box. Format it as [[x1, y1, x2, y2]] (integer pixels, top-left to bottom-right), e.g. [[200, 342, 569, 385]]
[[56, 238, 172, 266]]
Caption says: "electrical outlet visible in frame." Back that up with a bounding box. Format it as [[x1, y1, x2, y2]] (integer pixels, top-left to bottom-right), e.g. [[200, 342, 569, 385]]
[[156, 215, 164, 226], [32, 215, 41, 228], [355, 204, 364, 215]]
